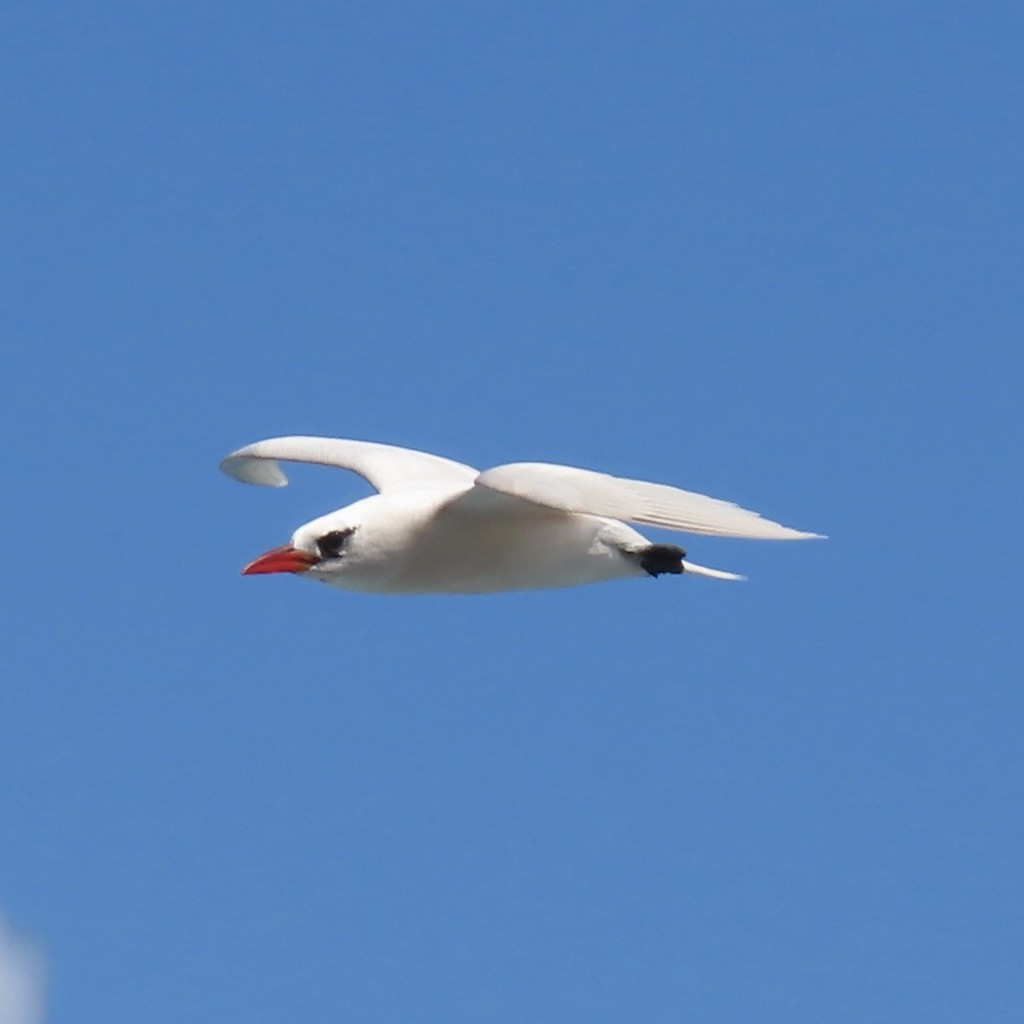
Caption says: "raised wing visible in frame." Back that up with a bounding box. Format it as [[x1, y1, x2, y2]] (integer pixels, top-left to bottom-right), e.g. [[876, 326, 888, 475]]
[[474, 462, 823, 540], [220, 436, 479, 494]]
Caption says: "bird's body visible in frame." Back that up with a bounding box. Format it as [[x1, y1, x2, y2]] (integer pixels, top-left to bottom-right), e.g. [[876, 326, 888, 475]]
[[292, 489, 653, 594], [220, 436, 822, 595]]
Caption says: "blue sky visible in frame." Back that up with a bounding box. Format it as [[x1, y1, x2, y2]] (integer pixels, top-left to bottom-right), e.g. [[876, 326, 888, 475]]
[[2, 3, 1022, 1022]]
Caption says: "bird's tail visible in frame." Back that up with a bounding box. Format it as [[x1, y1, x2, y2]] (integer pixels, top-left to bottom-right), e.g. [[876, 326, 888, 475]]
[[681, 559, 746, 582]]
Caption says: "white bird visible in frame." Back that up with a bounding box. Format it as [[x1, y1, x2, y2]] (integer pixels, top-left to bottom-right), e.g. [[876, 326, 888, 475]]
[[219, 436, 823, 594]]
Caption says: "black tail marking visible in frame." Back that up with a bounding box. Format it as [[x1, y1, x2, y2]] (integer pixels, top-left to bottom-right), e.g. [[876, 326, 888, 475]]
[[639, 543, 686, 577]]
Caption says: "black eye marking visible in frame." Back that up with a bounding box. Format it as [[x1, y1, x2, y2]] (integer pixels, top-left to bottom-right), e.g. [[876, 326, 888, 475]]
[[316, 528, 355, 560]]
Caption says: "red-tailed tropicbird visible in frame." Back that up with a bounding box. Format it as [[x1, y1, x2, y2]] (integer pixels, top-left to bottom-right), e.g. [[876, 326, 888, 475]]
[[220, 436, 823, 594]]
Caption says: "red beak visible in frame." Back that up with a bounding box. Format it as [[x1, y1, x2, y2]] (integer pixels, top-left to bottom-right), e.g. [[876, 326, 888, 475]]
[[242, 544, 319, 575]]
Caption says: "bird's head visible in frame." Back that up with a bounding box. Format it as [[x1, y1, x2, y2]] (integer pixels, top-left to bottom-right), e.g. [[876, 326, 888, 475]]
[[241, 511, 357, 579]]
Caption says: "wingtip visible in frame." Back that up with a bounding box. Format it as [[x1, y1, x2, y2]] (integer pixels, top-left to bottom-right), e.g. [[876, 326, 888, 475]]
[[219, 453, 289, 487], [766, 523, 826, 541]]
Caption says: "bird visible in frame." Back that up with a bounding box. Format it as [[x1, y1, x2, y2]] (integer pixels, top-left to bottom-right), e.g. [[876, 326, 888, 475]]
[[219, 436, 823, 595]]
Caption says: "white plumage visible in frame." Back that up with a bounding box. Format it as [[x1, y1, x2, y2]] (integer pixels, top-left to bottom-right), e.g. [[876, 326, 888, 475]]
[[220, 436, 823, 594]]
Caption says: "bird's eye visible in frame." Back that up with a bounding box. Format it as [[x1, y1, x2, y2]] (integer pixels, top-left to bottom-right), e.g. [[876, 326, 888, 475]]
[[316, 528, 355, 559]]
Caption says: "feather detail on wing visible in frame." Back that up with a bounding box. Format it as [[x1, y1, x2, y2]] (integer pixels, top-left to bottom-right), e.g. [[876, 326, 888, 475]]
[[474, 462, 823, 540], [220, 436, 479, 494]]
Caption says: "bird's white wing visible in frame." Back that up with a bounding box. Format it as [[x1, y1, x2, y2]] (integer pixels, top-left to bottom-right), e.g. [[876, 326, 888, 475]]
[[220, 436, 479, 493], [474, 462, 823, 540]]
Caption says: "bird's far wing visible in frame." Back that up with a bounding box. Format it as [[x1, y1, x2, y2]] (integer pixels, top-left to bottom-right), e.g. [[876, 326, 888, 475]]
[[474, 462, 824, 540], [219, 436, 479, 494]]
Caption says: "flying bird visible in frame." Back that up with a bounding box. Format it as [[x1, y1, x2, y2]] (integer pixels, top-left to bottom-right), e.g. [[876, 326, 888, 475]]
[[220, 436, 823, 594]]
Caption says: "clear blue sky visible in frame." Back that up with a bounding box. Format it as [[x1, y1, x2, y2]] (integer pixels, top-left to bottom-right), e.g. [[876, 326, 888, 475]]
[[3, 4, 1022, 1022]]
